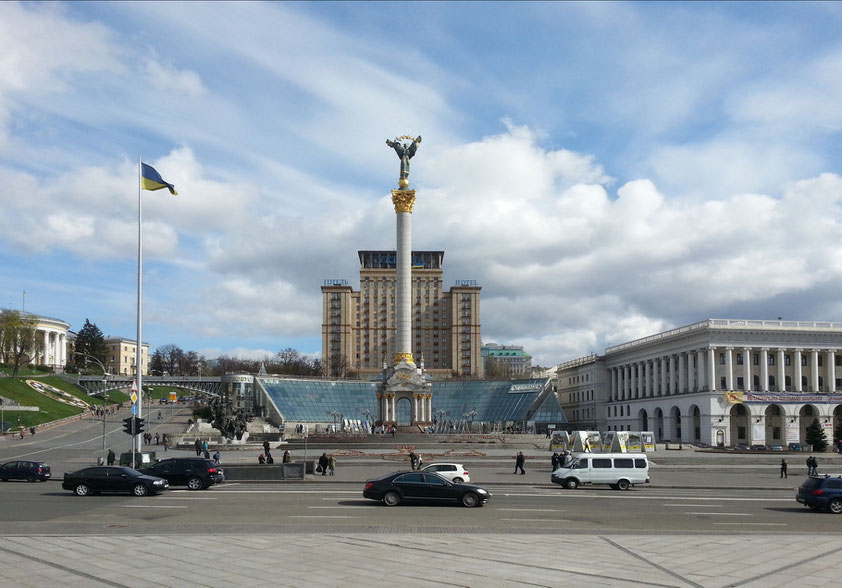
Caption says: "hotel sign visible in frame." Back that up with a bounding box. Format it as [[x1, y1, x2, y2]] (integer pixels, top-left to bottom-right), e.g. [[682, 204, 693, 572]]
[[508, 382, 543, 394]]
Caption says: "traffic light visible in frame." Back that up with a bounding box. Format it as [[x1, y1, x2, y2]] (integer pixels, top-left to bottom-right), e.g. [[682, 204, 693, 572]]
[[135, 417, 145, 435], [122, 417, 134, 435]]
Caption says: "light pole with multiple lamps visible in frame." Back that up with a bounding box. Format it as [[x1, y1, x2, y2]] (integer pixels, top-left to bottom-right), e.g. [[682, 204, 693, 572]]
[[360, 409, 372, 434], [463, 409, 477, 433]]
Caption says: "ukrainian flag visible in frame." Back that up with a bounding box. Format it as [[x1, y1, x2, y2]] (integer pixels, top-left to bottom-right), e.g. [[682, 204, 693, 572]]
[[141, 163, 178, 195]]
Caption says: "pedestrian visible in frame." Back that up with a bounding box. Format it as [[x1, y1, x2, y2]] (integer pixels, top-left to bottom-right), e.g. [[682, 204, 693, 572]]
[[282, 450, 291, 463], [263, 440, 270, 455], [328, 454, 336, 476], [391, 426, 396, 438], [780, 458, 788, 478], [514, 451, 526, 475], [157, 410, 162, 420], [266, 452, 274, 464], [416, 454, 423, 470], [107, 448, 115, 466], [163, 435, 169, 451], [318, 453, 329, 476], [811, 456, 819, 476], [258, 453, 266, 464], [807, 455, 816, 476], [154, 432, 159, 445], [409, 451, 417, 470], [551, 452, 558, 471], [213, 451, 221, 464], [194, 438, 202, 456]]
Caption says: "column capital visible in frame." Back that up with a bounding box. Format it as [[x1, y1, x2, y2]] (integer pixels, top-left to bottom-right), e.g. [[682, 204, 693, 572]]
[[391, 189, 416, 213]]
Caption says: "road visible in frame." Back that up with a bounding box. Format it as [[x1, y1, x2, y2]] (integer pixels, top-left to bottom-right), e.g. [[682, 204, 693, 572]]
[[3, 411, 842, 587]]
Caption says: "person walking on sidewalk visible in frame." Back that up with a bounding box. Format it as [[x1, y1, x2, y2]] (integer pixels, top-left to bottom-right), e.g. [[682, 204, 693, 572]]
[[106, 448, 115, 466], [318, 453, 329, 476], [514, 451, 526, 475], [780, 458, 788, 478], [194, 438, 202, 456], [328, 454, 336, 476]]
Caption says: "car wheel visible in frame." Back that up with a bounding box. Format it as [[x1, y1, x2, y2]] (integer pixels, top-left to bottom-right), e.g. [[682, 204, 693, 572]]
[[75, 484, 90, 496], [26, 474, 37, 483], [453, 477, 464, 484], [383, 491, 401, 507], [829, 499, 842, 514], [132, 483, 149, 497], [461, 492, 479, 507], [617, 479, 630, 491], [187, 477, 204, 491], [609, 484, 619, 490], [564, 478, 579, 490], [1, 478, 8, 482]]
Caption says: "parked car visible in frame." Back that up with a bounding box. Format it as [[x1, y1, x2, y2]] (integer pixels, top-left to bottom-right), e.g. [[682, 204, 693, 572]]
[[138, 457, 224, 490], [363, 471, 490, 507], [788, 443, 804, 452], [734, 443, 750, 451], [796, 475, 842, 513], [767, 445, 784, 451], [420, 463, 470, 483], [0, 460, 51, 482], [750, 444, 767, 451], [62, 466, 168, 496]]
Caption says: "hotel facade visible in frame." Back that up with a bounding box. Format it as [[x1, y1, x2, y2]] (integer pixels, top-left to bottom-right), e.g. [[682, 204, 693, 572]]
[[557, 319, 842, 447]]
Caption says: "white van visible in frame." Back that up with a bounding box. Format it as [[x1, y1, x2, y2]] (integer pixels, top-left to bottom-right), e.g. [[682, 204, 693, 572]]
[[551, 453, 649, 490]]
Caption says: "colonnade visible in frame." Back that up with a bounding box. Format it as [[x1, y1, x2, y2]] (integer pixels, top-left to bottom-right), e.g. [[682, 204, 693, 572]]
[[379, 392, 432, 424], [37, 329, 66, 369], [608, 347, 840, 401]]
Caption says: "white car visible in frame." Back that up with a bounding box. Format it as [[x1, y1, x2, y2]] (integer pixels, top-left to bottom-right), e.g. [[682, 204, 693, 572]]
[[421, 463, 470, 483]]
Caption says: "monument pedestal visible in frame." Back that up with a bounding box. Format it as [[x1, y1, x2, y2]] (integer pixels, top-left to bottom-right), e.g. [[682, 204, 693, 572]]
[[378, 359, 432, 427]]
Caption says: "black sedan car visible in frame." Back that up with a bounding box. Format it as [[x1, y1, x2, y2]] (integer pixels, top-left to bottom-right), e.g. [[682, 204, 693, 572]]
[[363, 471, 491, 507], [138, 457, 224, 490], [62, 466, 168, 496], [0, 460, 51, 482]]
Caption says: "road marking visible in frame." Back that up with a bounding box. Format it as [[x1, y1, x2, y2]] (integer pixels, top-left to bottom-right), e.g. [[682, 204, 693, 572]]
[[663, 504, 722, 507], [686, 512, 752, 516], [308, 506, 371, 509], [121, 505, 187, 509], [154, 496, 218, 500], [497, 508, 565, 512], [288, 516, 362, 519], [500, 518, 569, 522], [203, 490, 359, 494], [713, 522, 788, 526]]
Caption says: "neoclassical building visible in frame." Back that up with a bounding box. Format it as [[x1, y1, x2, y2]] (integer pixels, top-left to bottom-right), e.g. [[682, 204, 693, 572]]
[[25, 312, 70, 372], [559, 319, 842, 447]]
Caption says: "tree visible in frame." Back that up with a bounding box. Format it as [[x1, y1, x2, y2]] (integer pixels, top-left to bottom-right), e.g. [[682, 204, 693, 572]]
[[149, 349, 165, 376], [484, 357, 512, 380], [0, 310, 40, 377], [157, 344, 185, 376], [75, 319, 107, 370], [805, 417, 828, 452]]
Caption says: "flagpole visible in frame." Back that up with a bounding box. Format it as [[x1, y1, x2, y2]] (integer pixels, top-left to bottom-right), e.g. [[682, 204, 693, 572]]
[[136, 157, 144, 460]]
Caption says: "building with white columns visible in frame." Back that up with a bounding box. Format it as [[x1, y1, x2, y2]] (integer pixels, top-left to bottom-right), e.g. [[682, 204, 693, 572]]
[[558, 319, 842, 447], [24, 312, 70, 372]]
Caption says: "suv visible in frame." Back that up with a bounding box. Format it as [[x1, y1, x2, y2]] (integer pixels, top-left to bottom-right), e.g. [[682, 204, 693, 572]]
[[138, 458, 224, 490], [0, 460, 51, 482], [796, 475, 842, 513], [421, 463, 471, 483]]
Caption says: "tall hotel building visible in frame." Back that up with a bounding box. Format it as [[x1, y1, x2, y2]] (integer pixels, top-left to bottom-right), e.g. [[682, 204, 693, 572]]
[[321, 250, 482, 379]]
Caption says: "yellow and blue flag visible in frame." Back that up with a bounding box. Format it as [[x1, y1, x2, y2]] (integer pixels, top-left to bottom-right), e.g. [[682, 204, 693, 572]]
[[141, 163, 178, 195]]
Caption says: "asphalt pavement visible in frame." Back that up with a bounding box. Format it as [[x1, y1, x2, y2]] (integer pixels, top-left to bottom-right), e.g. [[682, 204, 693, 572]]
[[2, 407, 842, 587]]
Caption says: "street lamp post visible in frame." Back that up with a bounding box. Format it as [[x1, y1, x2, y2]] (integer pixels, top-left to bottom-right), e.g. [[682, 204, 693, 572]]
[[360, 409, 372, 434], [77, 352, 109, 451], [463, 409, 477, 433], [435, 409, 447, 433]]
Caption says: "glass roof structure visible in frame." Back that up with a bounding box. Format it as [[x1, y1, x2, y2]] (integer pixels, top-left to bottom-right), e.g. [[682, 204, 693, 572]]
[[257, 377, 566, 424]]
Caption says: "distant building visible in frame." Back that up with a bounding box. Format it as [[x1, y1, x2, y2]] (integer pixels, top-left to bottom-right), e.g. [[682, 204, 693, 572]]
[[481, 343, 533, 377], [554, 354, 607, 432], [104, 337, 149, 376], [321, 250, 482, 378], [557, 319, 842, 447], [21, 312, 70, 372]]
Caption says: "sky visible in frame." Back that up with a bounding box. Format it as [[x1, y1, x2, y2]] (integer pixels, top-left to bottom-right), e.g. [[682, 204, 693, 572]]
[[2, 1, 842, 368]]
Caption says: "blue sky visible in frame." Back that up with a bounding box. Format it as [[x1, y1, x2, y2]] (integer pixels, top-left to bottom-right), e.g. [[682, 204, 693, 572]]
[[2, 1, 842, 367]]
